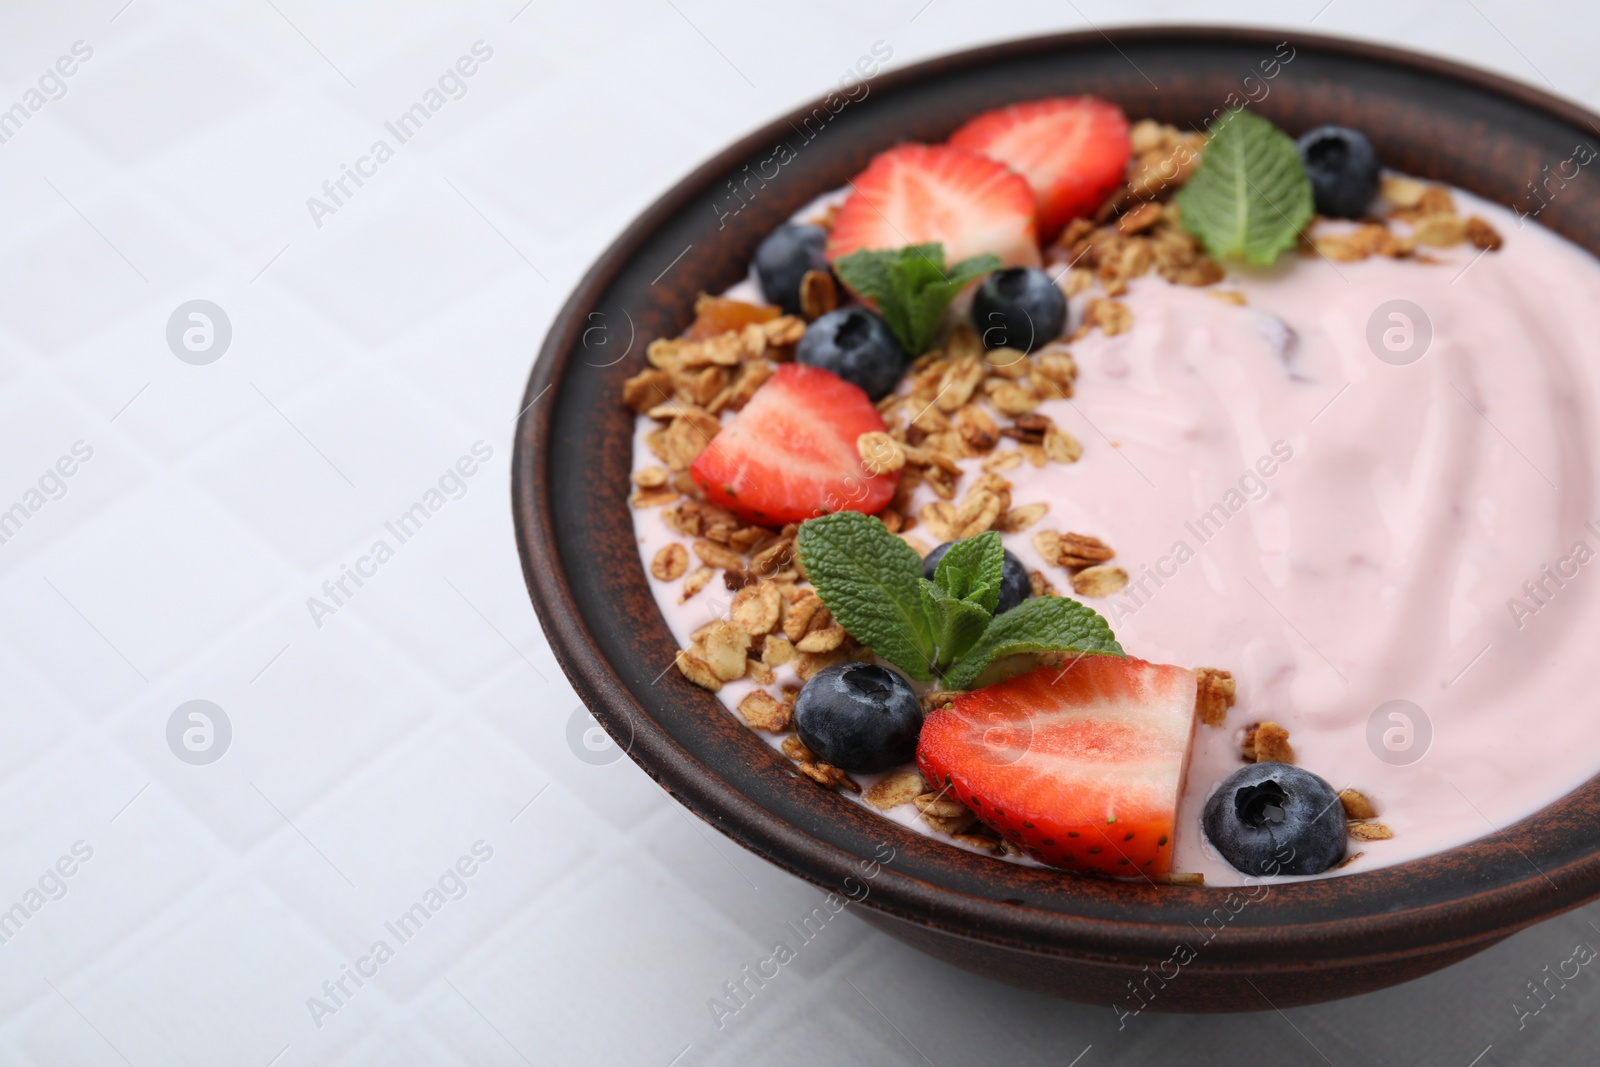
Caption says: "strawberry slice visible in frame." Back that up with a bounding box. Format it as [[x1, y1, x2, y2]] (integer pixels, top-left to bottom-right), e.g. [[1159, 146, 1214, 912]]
[[689, 363, 898, 527], [827, 143, 1040, 269], [916, 657, 1198, 877], [948, 97, 1131, 242]]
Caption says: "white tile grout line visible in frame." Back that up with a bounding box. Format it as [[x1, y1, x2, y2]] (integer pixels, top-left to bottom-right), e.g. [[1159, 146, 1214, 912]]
[[250, 781, 358, 890], [45, 978, 136, 1066], [42, 176, 148, 283], [263, 0, 355, 88]]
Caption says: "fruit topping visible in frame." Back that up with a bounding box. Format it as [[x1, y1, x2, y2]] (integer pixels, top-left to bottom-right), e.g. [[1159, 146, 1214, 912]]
[[972, 267, 1067, 353], [688, 363, 897, 526], [948, 96, 1131, 241], [827, 143, 1040, 269], [923, 540, 1030, 614], [796, 517, 1122, 686], [1295, 125, 1380, 219], [916, 657, 1199, 876], [1202, 762, 1347, 877], [794, 662, 923, 773], [754, 223, 830, 315], [831, 243, 1000, 356], [683, 294, 780, 341], [795, 307, 908, 401]]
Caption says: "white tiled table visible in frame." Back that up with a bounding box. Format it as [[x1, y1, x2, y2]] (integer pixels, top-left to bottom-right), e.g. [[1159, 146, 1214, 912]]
[[1, 1, 1595, 1064]]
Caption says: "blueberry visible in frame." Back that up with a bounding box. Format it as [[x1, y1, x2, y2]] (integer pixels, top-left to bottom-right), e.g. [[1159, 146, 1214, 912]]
[[1202, 762, 1347, 877], [972, 268, 1066, 354], [796, 308, 908, 401], [754, 223, 829, 315], [793, 663, 922, 773], [1296, 126, 1380, 219], [923, 541, 1031, 614]]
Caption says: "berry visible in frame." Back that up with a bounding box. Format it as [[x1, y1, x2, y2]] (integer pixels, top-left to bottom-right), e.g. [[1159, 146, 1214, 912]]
[[689, 362, 897, 526], [1295, 126, 1380, 219], [754, 223, 829, 315], [972, 267, 1066, 353], [794, 662, 923, 773], [795, 308, 908, 401], [923, 540, 1031, 613], [1202, 762, 1347, 877], [948, 96, 1131, 242], [916, 658, 1199, 876], [826, 143, 1040, 270]]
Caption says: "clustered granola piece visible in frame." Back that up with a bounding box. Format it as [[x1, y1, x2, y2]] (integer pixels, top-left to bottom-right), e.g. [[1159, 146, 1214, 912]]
[[1028, 569, 1059, 598], [782, 734, 860, 793], [1304, 174, 1504, 262], [1348, 821, 1394, 841], [650, 543, 688, 582], [864, 769, 926, 811], [1194, 667, 1237, 727], [1337, 788, 1377, 820], [671, 562, 869, 693], [855, 431, 906, 476], [913, 790, 978, 835], [1240, 721, 1295, 764], [798, 269, 837, 320], [1070, 565, 1128, 598], [737, 690, 791, 732], [870, 327, 1083, 517], [919, 471, 1014, 542], [1035, 529, 1113, 568], [1031, 529, 1129, 599], [679, 568, 714, 603], [659, 497, 802, 592], [1339, 788, 1393, 841], [1041, 121, 1224, 315], [1153, 871, 1206, 886], [950, 831, 1007, 855]]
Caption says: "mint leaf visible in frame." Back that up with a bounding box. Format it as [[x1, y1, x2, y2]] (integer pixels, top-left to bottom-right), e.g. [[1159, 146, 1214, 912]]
[[931, 530, 1004, 615], [831, 246, 900, 305], [919, 582, 992, 669], [1175, 108, 1313, 266], [796, 516, 1125, 691], [833, 244, 1001, 355], [943, 595, 1124, 690], [796, 512, 935, 680]]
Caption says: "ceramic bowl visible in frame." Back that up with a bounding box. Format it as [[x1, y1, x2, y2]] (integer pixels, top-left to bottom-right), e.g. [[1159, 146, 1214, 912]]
[[512, 27, 1600, 1010]]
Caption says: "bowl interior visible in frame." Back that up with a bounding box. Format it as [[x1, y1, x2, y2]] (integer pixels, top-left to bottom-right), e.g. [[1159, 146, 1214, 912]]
[[513, 27, 1600, 963]]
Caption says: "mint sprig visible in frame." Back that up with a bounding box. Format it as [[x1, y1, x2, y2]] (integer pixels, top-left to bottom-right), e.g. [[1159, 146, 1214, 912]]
[[832, 243, 1001, 356], [943, 596, 1122, 689], [1175, 108, 1313, 265], [796, 512, 1123, 686], [792, 509, 933, 676]]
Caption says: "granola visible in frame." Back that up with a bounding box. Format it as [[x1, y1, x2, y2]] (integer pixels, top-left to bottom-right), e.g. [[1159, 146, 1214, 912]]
[[1241, 722, 1295, 765]]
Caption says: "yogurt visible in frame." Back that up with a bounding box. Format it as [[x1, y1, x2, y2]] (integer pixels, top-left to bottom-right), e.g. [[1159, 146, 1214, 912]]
[[631, 188, 1600, 885]]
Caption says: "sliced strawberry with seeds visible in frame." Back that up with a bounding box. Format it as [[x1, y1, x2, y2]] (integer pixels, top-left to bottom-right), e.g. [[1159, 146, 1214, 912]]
[[949, 96, 1132, 242], [826, 143, 1040, 269], [689, 363, 898, 527], [916, 657, 1198, 877]]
